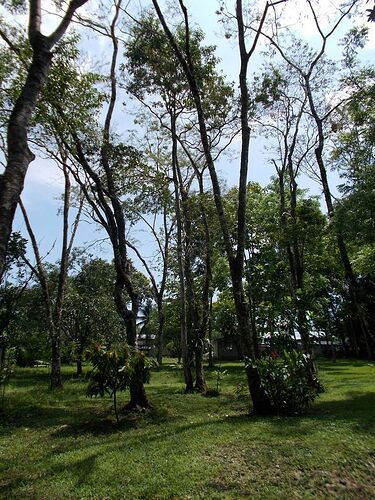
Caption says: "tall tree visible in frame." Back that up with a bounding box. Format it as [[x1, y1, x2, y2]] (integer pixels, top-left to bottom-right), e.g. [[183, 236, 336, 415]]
[[124, 15, 233, 392], [252, 62, 316, 351], [0, 0, 89, 281], [121, 131, 175, 366], [18, 154, 82, 388], [257, 0, 372, 357], [151, 0, 287, 413], [45, 1, 153, 407]]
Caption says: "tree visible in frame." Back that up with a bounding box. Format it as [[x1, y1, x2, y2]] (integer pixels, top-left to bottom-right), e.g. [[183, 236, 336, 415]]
[[332, 68, 375, 355], [0, 0, 89, 281], [257, 0, 373, 357], [16, 130, 83, 388], [62, 258, 124, 376], [124, 14, 233, 392], [252, 61, 316, 351], [87, 344, 154, 424], [43, 1, 154, 407], [121, 130, 175, 367], [151, 0, 289, 413]]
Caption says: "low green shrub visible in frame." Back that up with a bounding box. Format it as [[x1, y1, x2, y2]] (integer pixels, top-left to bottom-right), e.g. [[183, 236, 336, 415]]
[[87, 344, 154, 424], [247, 350, 324, 414]]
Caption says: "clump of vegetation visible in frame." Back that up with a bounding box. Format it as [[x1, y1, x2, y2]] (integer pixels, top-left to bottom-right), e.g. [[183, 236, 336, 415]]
[[205, 366, 228, 397], [87, 344, 154, 424], [247, 350, 324, 414]]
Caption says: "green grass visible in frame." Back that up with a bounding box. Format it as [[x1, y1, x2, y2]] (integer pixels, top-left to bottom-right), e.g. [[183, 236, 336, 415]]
[[0, 359, 374, 499]]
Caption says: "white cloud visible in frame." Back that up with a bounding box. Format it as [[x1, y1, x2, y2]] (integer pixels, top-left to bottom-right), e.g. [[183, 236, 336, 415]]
[[23, 157, 65, 202]]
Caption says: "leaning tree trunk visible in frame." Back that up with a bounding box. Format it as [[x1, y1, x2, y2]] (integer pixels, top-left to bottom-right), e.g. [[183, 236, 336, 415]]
[[0, 39, 52, 281], [0, 0, 90, 281]]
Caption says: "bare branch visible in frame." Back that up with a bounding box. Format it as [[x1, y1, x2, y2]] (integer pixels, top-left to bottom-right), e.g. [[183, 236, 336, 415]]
[[48, 0, 90, 46]]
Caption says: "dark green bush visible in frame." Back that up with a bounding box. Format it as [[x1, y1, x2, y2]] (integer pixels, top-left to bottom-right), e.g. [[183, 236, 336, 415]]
[[247, 350, 324, 414], [87, 344, 154, 424]]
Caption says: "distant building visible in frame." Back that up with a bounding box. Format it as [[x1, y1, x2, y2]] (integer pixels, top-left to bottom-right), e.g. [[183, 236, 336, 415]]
[[212, 337, 240, 360], [212, 336, 343, 361], [136, 332, 156, 353]]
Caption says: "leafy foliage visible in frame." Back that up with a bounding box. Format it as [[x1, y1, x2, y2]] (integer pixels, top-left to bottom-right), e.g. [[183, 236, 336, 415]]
[[87, 344, 155, 423], [247, 350, 324, 415]]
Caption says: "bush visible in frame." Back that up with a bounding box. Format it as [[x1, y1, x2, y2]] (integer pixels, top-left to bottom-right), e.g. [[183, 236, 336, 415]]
[[246, 350, 324, 414], [205, 366, 228, 397], [87, 344, 154, 424]]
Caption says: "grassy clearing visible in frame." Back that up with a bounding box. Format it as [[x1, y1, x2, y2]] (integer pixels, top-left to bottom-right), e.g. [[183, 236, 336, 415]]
[[0, 359, 374, 499]]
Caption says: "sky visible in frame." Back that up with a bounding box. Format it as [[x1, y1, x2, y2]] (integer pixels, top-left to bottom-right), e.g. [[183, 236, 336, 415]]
[[3, 0, 375, 272]]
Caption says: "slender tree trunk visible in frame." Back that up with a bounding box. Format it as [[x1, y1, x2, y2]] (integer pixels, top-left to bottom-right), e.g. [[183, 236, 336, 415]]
[[152, 0, 274, 413], [175, 149, 211, 391], [113, 389, 120, 425], [208, 294, 214, 368], [50, 328, 62, 389], [0, 342, 6, 371], [278, 170, 311, 352], [76, 334, 83, 377], [76, 356, 82, 377], [156, 211, 172, 366], [19, 200, 63, 389], [174, 133, 200, 390], [156, 299, 165, 365], [246, 272, 259, 358], [50, 160, 75, 389], [193, 174, 212, 392], [170, 114, 193, 392]]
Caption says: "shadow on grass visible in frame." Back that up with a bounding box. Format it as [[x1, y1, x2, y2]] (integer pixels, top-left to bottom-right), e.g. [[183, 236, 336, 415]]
[[0, 453, 99, 496], [51, 417, 138, 436], [0, 404, 98, 435], [53, 453, 98, 487], [10, 369, 50, 388], [199, 389, 375, 439], [51, 407, 187, 438], [317, 359, 375, 374], [312, 390, 375, 423]]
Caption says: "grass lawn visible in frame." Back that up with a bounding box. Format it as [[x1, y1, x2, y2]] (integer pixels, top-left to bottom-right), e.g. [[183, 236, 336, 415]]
[[0, 359, 374, 499]]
